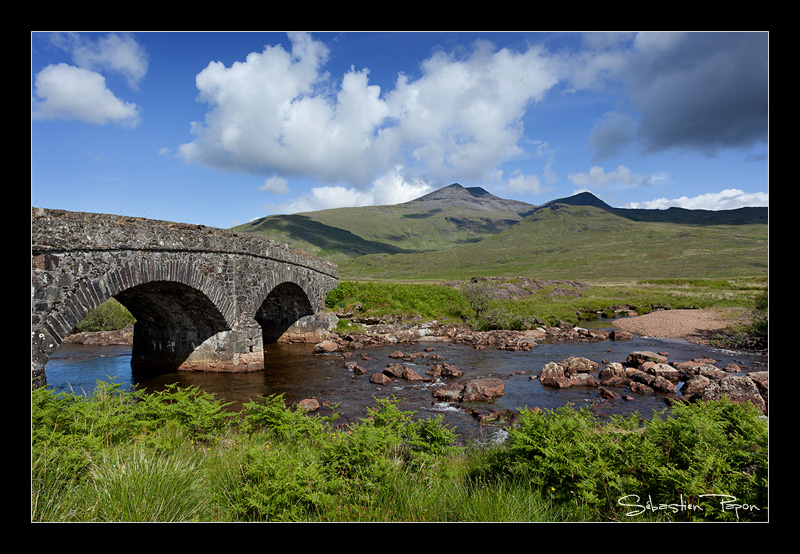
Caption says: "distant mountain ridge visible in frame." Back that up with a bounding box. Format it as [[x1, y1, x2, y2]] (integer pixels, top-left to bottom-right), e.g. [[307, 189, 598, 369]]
[[233, 183, 768, 278], [234, 183, 539, 261]]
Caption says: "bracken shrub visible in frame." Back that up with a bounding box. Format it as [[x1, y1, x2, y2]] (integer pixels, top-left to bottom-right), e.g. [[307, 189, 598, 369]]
[[637, 398, 768, 520], [226, 395, 459, 521], [34, 376, 766, 522], [133, 383, 235, 442], [480, 399, 768, 521], [31, 380, 146, 484], [484, 405, 647, 514], [228, 438, 338, 522], [239, 393, 335, 440], [321, 397, 459, 488]]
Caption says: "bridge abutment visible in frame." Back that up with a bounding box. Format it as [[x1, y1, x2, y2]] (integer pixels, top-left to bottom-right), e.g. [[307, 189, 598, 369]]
[[129, 326, 267, 373]]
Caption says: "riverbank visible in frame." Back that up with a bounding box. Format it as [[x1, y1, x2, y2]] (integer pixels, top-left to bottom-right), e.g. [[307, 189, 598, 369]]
[[62, 324, 134, 346], [60, 308, 747, 350], [614, 308, 747, 345]]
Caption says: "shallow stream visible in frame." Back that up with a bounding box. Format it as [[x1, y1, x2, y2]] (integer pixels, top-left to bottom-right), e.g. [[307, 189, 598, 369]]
[[44, 322, 768, 441]]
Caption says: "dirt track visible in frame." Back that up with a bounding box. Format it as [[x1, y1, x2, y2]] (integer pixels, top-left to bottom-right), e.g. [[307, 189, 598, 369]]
[[614, 308, 742, 345]]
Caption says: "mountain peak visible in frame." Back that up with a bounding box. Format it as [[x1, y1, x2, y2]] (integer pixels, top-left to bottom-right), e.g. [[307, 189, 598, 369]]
[[406, 183, 534, 214], [543, 191, 613, 210], [414, 183, 487, 200]]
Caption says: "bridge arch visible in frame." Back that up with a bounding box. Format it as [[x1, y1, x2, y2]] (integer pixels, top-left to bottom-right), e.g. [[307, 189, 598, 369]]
[[256, 281, 315, 343], [32, 249, 240, 369], [32, 208, 338, 387], [115, 279, 232, 374]]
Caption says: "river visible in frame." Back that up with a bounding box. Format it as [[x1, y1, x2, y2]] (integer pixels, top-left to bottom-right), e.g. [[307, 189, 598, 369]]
[[43, 322, 768, 441]]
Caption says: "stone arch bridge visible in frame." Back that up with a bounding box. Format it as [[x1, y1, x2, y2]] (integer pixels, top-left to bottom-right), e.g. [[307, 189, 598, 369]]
[[31, 207, 338, 388]]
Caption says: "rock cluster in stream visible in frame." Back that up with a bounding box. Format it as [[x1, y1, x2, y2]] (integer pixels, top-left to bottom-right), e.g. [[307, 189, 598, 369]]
[[308, 321, 768, 419], [539, 351, 768, 415]]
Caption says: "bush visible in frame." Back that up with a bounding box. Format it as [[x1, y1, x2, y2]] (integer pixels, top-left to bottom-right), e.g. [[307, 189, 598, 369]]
[[239, 393, 334, 440], [485, 405, 644, 512], [230, 439, 338, 522], [74, 298, 135, 332], [639, 398, 768, 519], [31, 380, 146, 476], [229, 396, 459, 521], [461, 281, 492, 319], [133, 383, 235, 442], [321, 397, 458, 485]]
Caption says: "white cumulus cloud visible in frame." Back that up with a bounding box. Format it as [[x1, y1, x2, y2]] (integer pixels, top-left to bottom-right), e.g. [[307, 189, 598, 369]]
[[260, 176, 289, 195], [31, 63, 141, 127], [31, 33, 148, 127], [59, 32, 149, 90], [506, 171, 549, 194], [178, 33, 563, 196], [266, 166, 432, 214]]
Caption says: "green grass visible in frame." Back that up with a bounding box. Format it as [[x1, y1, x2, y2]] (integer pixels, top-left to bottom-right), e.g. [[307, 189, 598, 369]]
[[510, 277, 765, 321], [32, 382, 768, 522], [325, 280, 471, 322], [324, 276, 767, 330], [71, 275, 768, 346]]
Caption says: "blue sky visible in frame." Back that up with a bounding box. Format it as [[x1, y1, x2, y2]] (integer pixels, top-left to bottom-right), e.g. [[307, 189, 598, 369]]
[[31, 31, 769, 229]]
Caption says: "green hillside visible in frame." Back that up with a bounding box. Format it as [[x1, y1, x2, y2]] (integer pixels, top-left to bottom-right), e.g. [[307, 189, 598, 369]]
[[233, 185, 768, 281], [232, 213, 413, 260], [339, 203, 768, 281], [232, 184, 534, 263]]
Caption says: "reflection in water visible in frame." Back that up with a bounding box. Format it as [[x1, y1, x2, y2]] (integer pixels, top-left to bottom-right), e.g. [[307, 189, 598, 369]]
[[44, 333, 768, 440], [46, 344, 136, 396]]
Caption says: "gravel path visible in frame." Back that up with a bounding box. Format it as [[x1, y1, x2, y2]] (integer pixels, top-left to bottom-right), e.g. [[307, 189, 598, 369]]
[[614, 308, 741, 345]]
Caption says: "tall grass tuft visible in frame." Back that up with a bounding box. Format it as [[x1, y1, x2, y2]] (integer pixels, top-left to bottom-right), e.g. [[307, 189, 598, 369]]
[[88, 444, 213, 522]]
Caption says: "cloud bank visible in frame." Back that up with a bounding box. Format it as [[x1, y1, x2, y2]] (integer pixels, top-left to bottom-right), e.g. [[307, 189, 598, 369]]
[[626, 188, 769, 211], [587, 32, 769, 158]]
